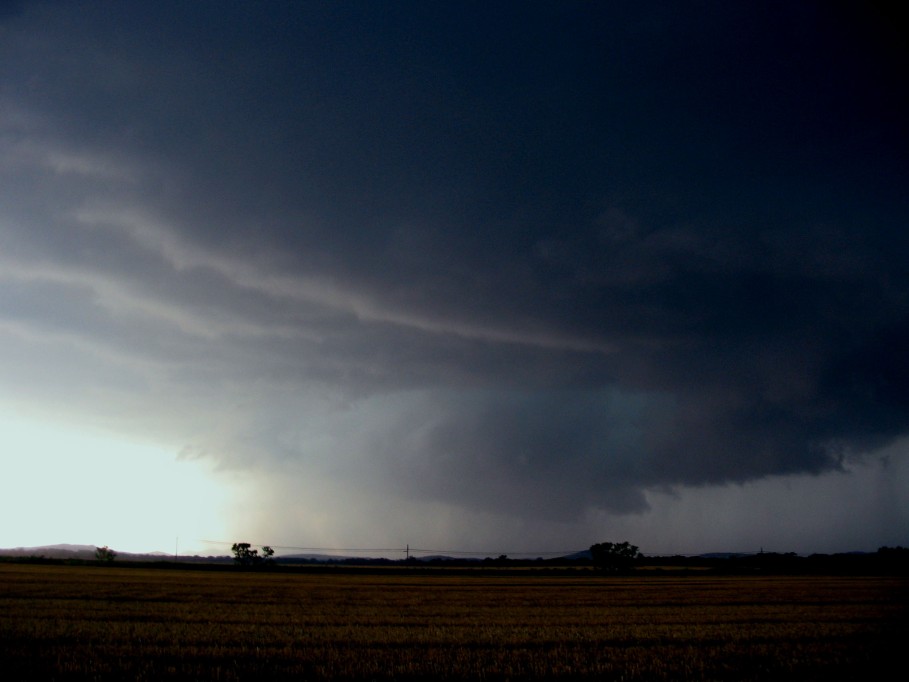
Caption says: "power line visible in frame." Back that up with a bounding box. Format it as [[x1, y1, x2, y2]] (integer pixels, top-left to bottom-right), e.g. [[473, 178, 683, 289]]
[[408, 548, 578, 557], [200, 540, 406, 554], [196, 539, 580, 558]]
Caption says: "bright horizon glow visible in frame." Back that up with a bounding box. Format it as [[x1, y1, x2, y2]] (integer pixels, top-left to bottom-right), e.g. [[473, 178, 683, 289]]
[[3, 408, 906, 558], [0, 412, 234, 555]]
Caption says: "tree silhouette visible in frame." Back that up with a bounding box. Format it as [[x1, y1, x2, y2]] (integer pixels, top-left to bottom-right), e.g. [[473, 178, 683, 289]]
[[231, 542, 275, 567], [590, 541, 641, 573], [95, 546, 116, 562]]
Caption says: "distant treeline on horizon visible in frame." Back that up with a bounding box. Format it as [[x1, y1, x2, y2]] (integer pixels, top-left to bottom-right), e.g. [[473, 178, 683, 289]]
[[2, 545, 906, 576]]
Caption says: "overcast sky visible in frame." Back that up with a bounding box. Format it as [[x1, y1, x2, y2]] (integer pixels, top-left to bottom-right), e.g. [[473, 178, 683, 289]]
[[1, 1, 907, 556]]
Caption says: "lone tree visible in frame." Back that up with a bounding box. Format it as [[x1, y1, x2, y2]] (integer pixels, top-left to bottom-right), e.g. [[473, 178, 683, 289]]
[[95, 546, 116, 562], [589, 541, 641, 573], [231, 542, 275, 567]]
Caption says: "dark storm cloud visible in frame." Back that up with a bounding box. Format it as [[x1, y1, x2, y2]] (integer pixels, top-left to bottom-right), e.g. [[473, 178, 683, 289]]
[[1, 0, 907, 530]]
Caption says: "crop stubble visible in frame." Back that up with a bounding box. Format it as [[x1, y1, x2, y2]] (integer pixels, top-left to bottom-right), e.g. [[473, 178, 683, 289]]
[[0, 564, 905, 680]]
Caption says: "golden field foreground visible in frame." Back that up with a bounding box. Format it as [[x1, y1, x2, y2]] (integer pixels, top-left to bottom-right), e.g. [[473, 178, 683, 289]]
[[1, 564, 905, 681]]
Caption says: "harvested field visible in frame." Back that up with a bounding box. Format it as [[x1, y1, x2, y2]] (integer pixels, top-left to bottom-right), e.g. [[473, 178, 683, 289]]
[[1, 563, 905, 680]]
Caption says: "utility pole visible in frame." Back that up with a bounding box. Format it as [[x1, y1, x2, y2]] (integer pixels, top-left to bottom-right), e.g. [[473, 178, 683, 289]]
[[406, 544, 409, 560]]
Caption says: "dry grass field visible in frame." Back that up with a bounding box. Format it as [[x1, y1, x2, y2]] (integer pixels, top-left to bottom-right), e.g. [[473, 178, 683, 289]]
[[1, 563, 905, 680]]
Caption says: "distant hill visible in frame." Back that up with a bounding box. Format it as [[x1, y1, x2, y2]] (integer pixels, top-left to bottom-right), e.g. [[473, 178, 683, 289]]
[[0, 545, 228, 562], [0, 544, 99, 560], [278, 553, 360, 562]]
